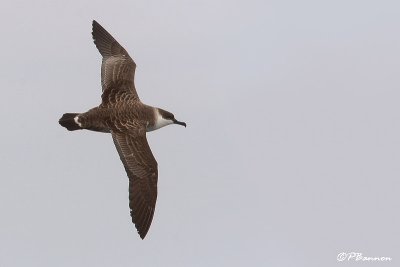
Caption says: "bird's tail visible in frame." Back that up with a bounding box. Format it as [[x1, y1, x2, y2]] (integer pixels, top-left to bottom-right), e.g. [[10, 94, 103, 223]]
[[59, 113, 82, 131]]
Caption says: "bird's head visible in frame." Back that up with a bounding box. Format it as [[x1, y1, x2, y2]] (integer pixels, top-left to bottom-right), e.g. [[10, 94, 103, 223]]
[[152, 108, 186, 130]]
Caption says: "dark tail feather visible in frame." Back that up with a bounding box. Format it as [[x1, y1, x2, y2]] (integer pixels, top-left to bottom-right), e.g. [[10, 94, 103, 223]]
[[59, 113, 81, 131]]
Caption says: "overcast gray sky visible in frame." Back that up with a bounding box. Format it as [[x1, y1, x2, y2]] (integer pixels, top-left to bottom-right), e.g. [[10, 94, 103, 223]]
[[0, 0, 399, 266]]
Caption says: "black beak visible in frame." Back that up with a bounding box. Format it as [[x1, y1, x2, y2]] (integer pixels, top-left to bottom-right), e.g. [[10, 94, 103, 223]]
[[173, 119, 186, 127]]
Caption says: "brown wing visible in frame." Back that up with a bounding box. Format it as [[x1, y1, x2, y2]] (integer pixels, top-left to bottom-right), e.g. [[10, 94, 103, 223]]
[[92, 20, 139, 100], [111, 131, 158, 239]]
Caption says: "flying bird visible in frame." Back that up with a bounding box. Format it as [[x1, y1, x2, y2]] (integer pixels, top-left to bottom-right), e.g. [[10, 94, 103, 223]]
[[59, 20, 186, 239]]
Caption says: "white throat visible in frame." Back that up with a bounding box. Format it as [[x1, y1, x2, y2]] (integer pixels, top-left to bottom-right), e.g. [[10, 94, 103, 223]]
[[147, 109, 173, 132]]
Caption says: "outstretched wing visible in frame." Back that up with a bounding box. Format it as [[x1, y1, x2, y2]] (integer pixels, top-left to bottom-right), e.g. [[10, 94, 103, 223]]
[[92, 20, 139, 100], [111, 131, 158, 239]]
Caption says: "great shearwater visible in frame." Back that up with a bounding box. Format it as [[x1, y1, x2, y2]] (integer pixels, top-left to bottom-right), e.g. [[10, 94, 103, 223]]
[[59, 20, 186, 239]]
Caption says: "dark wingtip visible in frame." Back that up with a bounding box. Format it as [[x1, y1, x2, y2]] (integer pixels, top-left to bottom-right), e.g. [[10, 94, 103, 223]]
[[136, 218, 151, 240], [92, 20, 101, 32], [130, 209, 152, 240], [135, 223, 149, 240], [91, 20, 99, 40], [139, 232, 146, 240]]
